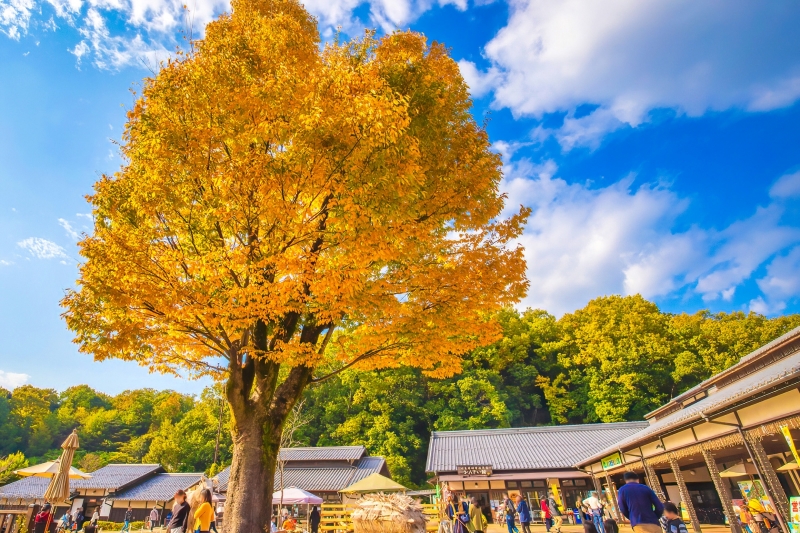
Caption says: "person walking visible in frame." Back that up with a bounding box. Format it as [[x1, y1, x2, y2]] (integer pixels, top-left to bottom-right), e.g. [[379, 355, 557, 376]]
[[540, 498, 552, 532], [446, 494, 470, 533], [503, 494, 519, 533], [515, 495, 532, 533], [149, 507, 160, 531], [193, 489, 215, 533], [467, 497, 487, 533], [76, 508, 86, 531], [310, 506, 321, 533], [91, 509, 99, 526], [660, 502, 689, 533], [547, 493, 563, 533], [166, 490, 190, 533], [583, 491, 606, 533], [616, 472, 664, 533], [193, 489, 214, 533], [121, 508, 133, 533]]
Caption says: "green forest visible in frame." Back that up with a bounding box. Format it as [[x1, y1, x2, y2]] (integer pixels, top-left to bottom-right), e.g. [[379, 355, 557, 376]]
[[2, 295, 799, 488]]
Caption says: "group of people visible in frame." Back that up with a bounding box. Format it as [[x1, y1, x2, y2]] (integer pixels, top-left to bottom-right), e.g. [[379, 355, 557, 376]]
[[164, 488, 217, 533], [443, 471, 712, 533], [33, 503, 99, 533], [268, 506, 321, 533]]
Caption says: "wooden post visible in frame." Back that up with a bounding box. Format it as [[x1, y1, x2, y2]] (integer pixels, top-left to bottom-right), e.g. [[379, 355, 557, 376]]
[[668, 453, 702, 533], [745, 434, 790, 533], [700, 446, 741, 533], [641, 458, 666, 501], [26, 505, 38, 533], [604, 472, 622, 523]]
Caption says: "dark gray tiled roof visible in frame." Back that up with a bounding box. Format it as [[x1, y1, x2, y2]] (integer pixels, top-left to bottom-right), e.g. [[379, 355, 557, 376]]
[[425, 422, 650, 472], [108, 474, 203, 502], [215, 467, 230, 493], [215, 453, 386, 493], [0, 464, 163, 500], [277, 467, 357, 492], [279, 446, 365, 462], [0, 477, 50, 500], [350, 457, 386, 483], [578, 350, 800, 466]]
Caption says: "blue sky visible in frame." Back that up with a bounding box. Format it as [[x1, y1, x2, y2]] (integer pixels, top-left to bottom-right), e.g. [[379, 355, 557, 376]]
[[1, 0, 800, 395]]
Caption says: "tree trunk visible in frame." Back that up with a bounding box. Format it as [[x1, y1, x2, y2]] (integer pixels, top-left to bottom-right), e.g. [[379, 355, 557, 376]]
[[221, 318, 320, 533], [223, 412, 280, 533]]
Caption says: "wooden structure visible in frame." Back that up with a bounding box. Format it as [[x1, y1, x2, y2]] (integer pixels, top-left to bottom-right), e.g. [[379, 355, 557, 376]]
[[577, 326, 800, 533]]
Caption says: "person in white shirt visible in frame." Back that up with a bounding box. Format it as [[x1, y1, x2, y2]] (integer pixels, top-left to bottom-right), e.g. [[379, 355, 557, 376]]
[[583, 492, 605, 533], [149, 507, 160, 531]]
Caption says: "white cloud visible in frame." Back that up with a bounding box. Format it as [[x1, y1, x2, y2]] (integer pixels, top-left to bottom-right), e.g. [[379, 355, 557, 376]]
[[0, 370, 29, 389], [770, 170, 800, 199], [503, 160, 800, 315], [753, 246, 800, 312], [470, 0, 800, 149], [70, 40, 90, 63], [458, 60, 502, 98], [0, 0, 36, 39], [1, 0, 459, 68], [17, 237, 69, 259], [0, 259, 13, 266], [58, 217, 80, 240]]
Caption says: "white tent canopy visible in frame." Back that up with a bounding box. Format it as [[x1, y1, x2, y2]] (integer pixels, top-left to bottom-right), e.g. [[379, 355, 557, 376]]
[[272, 486, 323, 505]]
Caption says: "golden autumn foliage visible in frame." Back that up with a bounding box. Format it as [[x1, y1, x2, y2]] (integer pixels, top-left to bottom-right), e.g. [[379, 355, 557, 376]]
[[63, 0, 527, 381], [62, 0, 527, 528]]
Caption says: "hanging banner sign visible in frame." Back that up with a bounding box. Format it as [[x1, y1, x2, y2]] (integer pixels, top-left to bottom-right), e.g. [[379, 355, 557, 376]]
[[789, 496, 800, 532], [457, 465, 493, 476], [782, 425, 800, 465], [601, 452, 623, 470]]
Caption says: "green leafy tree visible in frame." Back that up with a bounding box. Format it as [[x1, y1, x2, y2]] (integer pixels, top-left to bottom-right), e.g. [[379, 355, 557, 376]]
[[0, 452, 29, 484]]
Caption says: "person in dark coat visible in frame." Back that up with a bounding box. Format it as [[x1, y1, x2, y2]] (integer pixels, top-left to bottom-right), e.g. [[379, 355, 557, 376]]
[[310, 507, 321, 533], [166, 490, 190, 533], [617, 472, 664, 533]]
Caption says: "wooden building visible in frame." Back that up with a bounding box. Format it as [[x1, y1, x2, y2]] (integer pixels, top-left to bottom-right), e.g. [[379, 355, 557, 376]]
[[576, 326, 800, 533]]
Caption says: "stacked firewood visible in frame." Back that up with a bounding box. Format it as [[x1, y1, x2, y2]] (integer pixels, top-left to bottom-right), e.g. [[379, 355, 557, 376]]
[[352, 494, 427, 533]]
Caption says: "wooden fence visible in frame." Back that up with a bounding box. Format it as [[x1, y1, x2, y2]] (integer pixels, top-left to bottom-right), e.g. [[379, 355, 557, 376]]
[[0, 509, 33, 533]]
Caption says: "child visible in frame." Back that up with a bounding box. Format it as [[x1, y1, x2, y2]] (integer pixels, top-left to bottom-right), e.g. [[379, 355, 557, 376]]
[[603, 518, 619, 533], [662, 502, 689, 533], [583, 523, 598, 533]]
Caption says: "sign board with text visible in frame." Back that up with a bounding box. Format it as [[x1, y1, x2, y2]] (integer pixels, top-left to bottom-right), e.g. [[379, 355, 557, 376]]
[[601, 452, 623, 470], [457, 465, 493, 476]]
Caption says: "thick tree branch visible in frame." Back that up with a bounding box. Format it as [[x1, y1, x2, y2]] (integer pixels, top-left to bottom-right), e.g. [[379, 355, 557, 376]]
[[310, 342, 409, 384]]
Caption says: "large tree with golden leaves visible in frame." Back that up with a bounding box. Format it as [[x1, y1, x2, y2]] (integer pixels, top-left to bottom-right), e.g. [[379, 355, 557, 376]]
[[62, 0, 528, 530]]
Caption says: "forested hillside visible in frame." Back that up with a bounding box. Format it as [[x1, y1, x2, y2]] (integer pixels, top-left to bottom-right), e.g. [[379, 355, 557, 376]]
[[2, 295, 799, 487]]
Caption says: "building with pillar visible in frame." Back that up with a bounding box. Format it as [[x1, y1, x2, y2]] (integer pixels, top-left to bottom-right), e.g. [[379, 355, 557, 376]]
[[576, 326, 800, 533], [426, 422, 649, 523]]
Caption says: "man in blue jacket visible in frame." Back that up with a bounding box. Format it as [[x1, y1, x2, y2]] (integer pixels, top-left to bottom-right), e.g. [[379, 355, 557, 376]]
[[515, 494, 532, 533], [617, 472, 664, 533]]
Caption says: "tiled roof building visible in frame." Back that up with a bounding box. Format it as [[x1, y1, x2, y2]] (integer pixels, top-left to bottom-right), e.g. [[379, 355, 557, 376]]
[[215, 446, 389, 501]]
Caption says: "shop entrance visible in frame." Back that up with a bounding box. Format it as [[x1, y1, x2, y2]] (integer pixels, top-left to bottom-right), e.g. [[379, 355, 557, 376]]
[[465, 492, 492, 524]]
